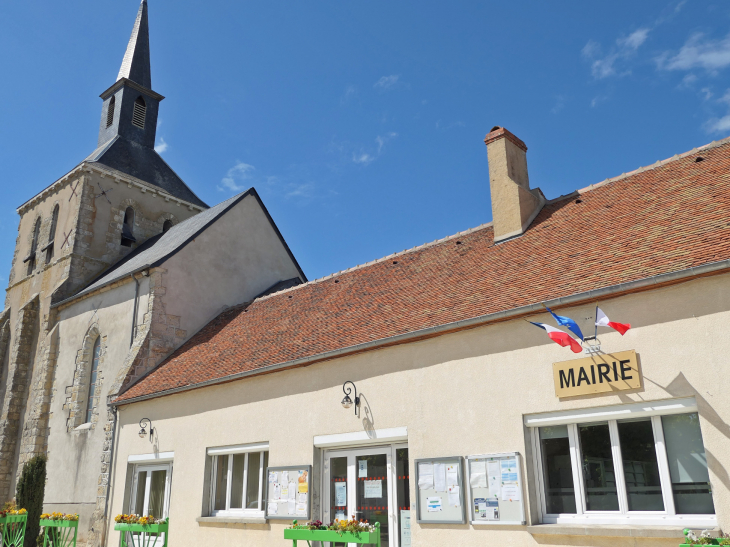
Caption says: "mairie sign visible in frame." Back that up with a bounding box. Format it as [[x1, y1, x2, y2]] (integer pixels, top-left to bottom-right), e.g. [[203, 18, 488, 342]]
[[552, 350, 642, 398]]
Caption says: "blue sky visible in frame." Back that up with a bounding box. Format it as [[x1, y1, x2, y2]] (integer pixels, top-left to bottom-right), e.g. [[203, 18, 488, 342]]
[[2, 1, 730, 283]]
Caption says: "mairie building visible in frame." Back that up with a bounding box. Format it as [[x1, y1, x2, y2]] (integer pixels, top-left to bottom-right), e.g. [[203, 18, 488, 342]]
[[2, 2, 729, 547]]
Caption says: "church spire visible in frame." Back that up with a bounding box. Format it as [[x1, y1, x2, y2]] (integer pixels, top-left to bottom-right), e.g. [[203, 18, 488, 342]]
[[117, 0, 151, 89]]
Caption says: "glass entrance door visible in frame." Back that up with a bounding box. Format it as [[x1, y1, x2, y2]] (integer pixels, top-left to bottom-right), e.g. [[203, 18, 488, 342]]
[[128, 464, 171, 547], [324, 445, 409, 547], [131, 464, 171, 518]]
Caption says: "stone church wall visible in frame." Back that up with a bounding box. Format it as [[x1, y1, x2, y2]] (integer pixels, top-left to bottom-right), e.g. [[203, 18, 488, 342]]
[[45, 277, 149, 547]]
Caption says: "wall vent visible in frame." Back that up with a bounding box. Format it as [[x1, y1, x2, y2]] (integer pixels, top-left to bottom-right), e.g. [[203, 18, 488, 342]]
[[106, 96, 115, 128], [132, 96, 146, 129]]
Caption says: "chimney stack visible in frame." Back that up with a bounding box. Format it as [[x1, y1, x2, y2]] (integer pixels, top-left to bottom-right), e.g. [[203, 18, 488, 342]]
[[484, 126, 545, 242]]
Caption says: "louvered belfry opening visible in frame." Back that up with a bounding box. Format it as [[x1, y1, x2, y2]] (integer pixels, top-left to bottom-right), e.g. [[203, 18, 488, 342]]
[[132, 96, 146, 129], [26, 218, 41, 275], [45, 204, 59, 264], [106, 96, 116, 128]]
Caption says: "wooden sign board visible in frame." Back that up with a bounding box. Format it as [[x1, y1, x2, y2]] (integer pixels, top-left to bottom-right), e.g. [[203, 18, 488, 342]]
[[552, 350, 641, 398]]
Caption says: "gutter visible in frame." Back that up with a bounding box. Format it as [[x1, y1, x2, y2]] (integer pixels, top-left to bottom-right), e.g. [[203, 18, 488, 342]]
[[112, 257, 730, 407]]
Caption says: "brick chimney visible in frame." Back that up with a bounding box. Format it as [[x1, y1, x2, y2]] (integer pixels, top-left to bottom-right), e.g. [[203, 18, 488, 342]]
[[484, 126, 545, 242]]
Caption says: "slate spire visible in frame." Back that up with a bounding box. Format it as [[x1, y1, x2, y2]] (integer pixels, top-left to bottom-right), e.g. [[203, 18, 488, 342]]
[[117, 0, 151, 89]]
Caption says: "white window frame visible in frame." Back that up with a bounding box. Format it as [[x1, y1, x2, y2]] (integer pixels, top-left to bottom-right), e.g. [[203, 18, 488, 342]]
[[129, 463, 173, 518], [527, 398, 716, 527], [208, 443, 268, 518]]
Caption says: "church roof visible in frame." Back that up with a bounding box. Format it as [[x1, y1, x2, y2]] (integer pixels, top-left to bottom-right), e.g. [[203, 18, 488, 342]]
[[60, 189, 305, 305], [83, 136, 208, 208], [117, 0, 151, 89], [114, 136, 730, 404]]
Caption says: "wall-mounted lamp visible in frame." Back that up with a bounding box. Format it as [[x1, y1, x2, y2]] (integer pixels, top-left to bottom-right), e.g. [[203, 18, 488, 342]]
[[138, 418, 154, 439], [341, 381, 360, 417]]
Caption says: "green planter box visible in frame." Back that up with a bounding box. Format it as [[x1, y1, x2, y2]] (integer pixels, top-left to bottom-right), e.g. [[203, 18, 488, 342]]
[[40, 519, 78, 547], [114, 520, 169, 547], [284, 522, 381, 546], [0, 514, 27, 547]]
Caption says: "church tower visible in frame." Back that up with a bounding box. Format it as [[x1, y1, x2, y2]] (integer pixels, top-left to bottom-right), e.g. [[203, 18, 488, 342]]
[[0, 0, 206, 506]]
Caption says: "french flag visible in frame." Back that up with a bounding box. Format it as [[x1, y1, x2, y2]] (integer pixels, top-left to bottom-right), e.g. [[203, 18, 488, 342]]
[[529, 322, 583, 353], [595, 307, 631, 335]]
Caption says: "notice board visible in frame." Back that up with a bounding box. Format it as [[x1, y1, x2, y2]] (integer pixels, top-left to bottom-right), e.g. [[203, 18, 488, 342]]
[[466, 452, 525, 525], [414, 456, 466, 524], [265, 465, 311, 520]]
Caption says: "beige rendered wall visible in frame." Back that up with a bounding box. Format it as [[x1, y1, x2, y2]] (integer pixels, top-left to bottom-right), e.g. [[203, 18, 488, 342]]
[[44, 277, 149, 542], [108, 272, 730, 547], [159, 194, 303, 338]]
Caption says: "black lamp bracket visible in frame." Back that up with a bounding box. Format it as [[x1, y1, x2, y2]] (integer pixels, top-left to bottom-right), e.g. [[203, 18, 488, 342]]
[[343, 381, 360, 416]]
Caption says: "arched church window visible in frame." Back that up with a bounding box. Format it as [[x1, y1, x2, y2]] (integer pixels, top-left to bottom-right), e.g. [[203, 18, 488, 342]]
[[106, 95, 116, 128], [24, 218, 41, 275], [162, 219, 173, 233], [121, 207, 136, 247], [44, 204, 59, 264], [132, 96, 146, 129], [85, 337, 101, 423]]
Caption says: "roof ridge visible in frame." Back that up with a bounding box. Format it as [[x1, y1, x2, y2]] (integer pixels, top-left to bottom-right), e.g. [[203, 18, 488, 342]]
[[574, 136, 730, 198], [252, 221, 495, 304]]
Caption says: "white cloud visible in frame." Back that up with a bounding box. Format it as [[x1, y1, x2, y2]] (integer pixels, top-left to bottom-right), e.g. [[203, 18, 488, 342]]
[[582, 27, 651, 79], [551, 95, 566, 114], [352, 152, 375, 165], [658, 32, 730, 72], [703, 90, 730, 134], [285, 183, 314, 199], [341, 85, 357, 104], [375, 132, 398, 153], [218, 162, 255, 192], [591, 95, 608, 108], [374, 75, 400, 89], [704, 115, 730, 134], [154, 138, 168, 154], [701, 87, 713, 101], [351, 132, 398, 166], [618, 28, 650, 51]]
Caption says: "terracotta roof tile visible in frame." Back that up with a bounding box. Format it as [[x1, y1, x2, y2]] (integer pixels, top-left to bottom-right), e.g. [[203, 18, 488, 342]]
[[116, 139, 730, 402]]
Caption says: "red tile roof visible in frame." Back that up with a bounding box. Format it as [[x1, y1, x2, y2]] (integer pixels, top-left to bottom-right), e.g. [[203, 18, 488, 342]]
[[116, 139, 730, 403]]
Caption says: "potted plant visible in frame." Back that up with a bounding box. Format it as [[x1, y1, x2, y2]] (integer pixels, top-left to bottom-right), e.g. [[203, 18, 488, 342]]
[[113, 515, 169, 547], [40, 512, 79, 547], [681, 529, 730, 547], [0, 506, 27, 547], [284, 519, 381, 546]]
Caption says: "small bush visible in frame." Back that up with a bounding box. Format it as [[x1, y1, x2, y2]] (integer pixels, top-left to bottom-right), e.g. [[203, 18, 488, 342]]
[[16, 455, 46, 547]]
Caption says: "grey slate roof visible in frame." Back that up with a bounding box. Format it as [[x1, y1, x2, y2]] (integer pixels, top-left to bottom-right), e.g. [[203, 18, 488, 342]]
[[118, 0, 151, 88], [60, 189, 307, 306], [84, 136, 208, 208]]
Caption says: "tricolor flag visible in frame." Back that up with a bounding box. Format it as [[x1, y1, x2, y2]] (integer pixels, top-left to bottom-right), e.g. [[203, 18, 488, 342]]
[[529, 322, 583, 353], [595, 307, 631, 335], [545, 306, 584, 341]]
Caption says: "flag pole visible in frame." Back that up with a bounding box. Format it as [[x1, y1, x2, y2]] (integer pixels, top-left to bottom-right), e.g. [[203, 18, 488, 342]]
[[594, 305, 598, 340]]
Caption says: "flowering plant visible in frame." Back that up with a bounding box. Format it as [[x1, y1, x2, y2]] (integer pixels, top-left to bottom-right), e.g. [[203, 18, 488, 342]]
[[0, 507, 26, 518], [684, 529, 727, 545], [289, 519, 376, 534], [40, 512, 79, 521], [114, 514, 165, 525]]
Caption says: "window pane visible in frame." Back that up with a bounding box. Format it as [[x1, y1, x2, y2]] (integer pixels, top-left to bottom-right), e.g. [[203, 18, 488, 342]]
[[230, 454, 245, 509], [148, 470, 166, 518], [214, 456, 229, 511], [539, 426, 576, 514], [662, 413, 715, 514], [134, 471, 147, 515], [618, 419, 664, 511], [578, 422, 619, 511], [246, 452, 261, 509], [86, 338, 101, 423]]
